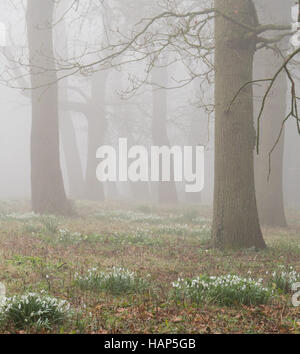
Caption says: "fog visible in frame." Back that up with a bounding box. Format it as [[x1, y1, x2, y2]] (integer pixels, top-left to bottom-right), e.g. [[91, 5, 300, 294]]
[[0, 0, 297, 212], [0, 0, 299, 335], [0, 0, 215, 205]]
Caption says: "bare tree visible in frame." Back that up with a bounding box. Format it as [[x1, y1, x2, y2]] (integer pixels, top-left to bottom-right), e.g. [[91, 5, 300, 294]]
[[211, 0, 266, 249], [26, 0, 71, 215], [56, 5, 85, 200], [151, 59, 178, 204], [7, 0, 298, 246], [85, 70, 108, 201], [51, 0, 295, 248], [253, 0, 294, 228]]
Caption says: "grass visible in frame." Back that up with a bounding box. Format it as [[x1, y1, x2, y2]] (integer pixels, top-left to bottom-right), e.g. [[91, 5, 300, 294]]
[[75, 267, 150, 295], [268, 266, 300, 293], [171, 274, 272, 306], [0, 200, 299, 333], [0, 292, 71, 331]]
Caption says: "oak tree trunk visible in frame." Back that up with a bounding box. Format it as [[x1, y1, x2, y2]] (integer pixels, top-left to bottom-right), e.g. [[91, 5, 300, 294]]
[[84, 71, 108, 201], [254, 50, 287, 227], [60, 107, 85, 199], [253, 0, 292, 227], [27, 0, 71, 215], [186, 79, 203, 204], [212, 0, 266, 249], [127, 131, 150, 202], [56, 9, 85, 200], [152, 63, 178, 204]]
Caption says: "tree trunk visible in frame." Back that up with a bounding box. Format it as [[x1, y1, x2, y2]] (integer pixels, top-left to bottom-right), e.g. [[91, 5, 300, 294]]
[[152, 63, 178, 204], [105, 181, 119, 200], [186, 79, 205, 204], [55, 5, 85, 200], [84, 71, 108, 201], [212, 0, 266, 249], [60, 106, 85, 199], [26, 0, 71, 215], [112, 88, 150, 202], [253, 0, 292, 227], [127, 132, 150, 202], [254, 50, 287, 227]]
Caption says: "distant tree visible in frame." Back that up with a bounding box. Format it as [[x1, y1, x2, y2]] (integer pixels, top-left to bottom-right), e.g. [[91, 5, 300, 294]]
[[20, 0, 299, 246], [59, 2, 110, 201], [55, 4, 85, 200], [253, 0, 294, 227], [26, 0, 71, 215], [151, 60, 178, 204], [84, 71, 108, 201]]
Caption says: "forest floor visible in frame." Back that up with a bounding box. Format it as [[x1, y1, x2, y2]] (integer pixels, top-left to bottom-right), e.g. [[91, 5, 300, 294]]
[[0, 200, 299, 334]]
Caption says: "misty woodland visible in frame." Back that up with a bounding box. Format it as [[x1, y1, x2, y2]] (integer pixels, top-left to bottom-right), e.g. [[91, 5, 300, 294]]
[[0, 0, 299, 335]]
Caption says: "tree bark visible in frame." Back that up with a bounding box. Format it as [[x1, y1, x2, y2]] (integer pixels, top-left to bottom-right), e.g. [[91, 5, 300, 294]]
[[253, 0, 292, 227], [152, 63, 178, 204], [26, 0, 71, 215], [84, 71, 108, 201], [60, 105, 85, 199], [112, 86, 150, 201], [254, 50, 287, 227], [186, 79, 205, 204], [55, 6, 85, 200], [212, 0, 266, 249], [127, 131, 150, 202]]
